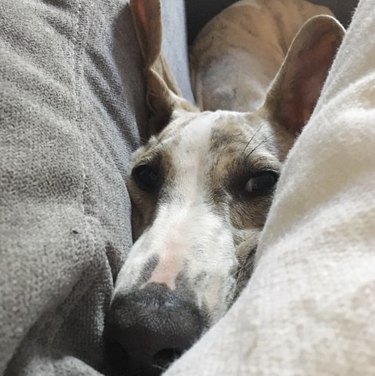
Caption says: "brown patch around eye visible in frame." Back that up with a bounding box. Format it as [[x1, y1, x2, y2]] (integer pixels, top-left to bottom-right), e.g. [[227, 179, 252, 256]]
[[127, 149, 177, 238], [224, 161, 279, 230], [244, 171, 279, 195], [131, 148, 177, 194], [230, 194, 274, 230], [132, 163, 162, 193], [227, 164, 278, 198]]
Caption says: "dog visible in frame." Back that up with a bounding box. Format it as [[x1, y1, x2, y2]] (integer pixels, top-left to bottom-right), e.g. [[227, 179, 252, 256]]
[[106, 1, 344, 375], [190, 0, 335, 113]]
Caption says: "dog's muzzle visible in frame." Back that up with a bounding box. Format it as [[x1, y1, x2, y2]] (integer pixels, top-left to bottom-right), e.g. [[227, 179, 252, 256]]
[[106, 283, 205, 376]]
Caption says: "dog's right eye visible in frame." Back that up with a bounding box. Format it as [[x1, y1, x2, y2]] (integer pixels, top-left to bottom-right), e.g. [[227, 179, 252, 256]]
[[132, 164, 161, 193], [244, 170, 278, 195]]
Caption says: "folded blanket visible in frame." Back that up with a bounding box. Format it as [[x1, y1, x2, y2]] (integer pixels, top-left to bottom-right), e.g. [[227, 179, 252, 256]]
[[165, 0, 375, 374]]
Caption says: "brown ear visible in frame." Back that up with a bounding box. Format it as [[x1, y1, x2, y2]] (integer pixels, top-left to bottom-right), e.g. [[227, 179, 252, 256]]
[[264, 15, 345, 136], [130, 0, 197, 134]]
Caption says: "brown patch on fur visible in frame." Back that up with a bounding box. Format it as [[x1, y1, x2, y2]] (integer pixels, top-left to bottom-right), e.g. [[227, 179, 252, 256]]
[[127, 144, 177, 240], [206, 119, 281, 234]]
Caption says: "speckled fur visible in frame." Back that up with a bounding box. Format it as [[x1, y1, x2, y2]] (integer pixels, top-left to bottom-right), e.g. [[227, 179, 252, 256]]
[[113, 0, 344, 327]]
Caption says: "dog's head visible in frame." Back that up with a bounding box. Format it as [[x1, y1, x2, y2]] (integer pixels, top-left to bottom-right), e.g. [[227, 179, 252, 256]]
[[106, 1, 344, 374]]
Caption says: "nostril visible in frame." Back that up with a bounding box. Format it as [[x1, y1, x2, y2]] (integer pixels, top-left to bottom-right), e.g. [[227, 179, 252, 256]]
[[153, 348, 182, 369]]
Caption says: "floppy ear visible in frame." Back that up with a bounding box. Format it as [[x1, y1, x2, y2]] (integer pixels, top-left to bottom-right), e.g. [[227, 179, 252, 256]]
[[130, 0, 197, 134], [264, 15, 345, 136]]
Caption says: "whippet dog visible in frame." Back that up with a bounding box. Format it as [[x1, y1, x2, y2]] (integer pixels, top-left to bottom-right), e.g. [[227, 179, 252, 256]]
[[106, 1, 344, 375]]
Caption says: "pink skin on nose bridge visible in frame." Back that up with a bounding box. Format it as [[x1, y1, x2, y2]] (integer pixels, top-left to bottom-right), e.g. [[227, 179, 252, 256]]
[[147, 239, 186, 290]]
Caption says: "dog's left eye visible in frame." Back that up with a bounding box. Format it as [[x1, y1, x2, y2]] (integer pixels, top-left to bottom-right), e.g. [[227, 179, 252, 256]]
[[132, 164, 161, 193], [244, 171, 278, 195]]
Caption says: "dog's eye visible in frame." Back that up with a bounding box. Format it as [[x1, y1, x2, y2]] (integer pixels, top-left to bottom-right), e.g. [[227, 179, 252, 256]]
[[245, 171, 278, 195], [132, 164, 161, 193]]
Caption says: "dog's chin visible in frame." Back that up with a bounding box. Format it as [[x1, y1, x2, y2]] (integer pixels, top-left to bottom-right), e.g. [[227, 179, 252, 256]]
[[105, 336, 195, 376], [105, 340, 167, 376]]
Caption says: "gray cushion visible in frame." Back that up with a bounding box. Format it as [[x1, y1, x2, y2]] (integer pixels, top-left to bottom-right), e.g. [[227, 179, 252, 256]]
[[163, 0, 195, 103], [0, 0, 190, 374]]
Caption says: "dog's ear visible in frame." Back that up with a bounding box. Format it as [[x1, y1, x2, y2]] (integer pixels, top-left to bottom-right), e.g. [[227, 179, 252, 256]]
[[130, 0, 197, 134], [264, 15, 345, 136]]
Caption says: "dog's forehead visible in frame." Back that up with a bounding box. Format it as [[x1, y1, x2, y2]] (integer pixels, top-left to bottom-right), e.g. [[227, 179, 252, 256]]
[[132, 109, 276, 171], [160, 111, 234, 145], [158, 110, 266, 153]]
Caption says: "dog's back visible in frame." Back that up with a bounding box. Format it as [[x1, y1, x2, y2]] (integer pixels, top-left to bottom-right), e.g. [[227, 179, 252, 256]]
[[190, 0, 332, 112]]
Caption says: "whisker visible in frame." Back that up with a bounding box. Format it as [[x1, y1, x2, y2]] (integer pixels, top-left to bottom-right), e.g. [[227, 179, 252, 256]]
[[240, 250, 256, 273], [241, 124, 264, 155], [138, 135, 148, 144], [154, 135, 164, 147], [234, 247, 257, 300], [245, 134, 274, 161], [152, 364, 168, 372]]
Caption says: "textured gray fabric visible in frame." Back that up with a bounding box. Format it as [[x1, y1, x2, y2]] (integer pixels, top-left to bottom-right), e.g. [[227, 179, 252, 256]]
[[0, 0, 189, 374], [162, 0, 195, 103], [0, 0, 357, 374]]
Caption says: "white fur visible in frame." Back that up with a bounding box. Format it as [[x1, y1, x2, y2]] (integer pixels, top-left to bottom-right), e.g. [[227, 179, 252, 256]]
[[115, 112, 239, 320]]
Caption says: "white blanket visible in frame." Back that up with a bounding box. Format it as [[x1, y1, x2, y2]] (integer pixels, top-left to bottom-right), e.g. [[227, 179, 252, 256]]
[[165, 0, 375, 374]]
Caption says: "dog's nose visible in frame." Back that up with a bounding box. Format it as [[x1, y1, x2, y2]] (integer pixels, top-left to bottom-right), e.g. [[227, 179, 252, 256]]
[[106, 283, 204, 376]]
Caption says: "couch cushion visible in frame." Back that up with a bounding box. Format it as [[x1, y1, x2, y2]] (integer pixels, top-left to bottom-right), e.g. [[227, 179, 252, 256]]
[[0, 0, 191, 374]]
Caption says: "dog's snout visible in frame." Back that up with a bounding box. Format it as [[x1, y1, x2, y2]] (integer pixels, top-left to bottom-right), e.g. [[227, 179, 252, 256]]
[[106, 283, 204, 376]]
